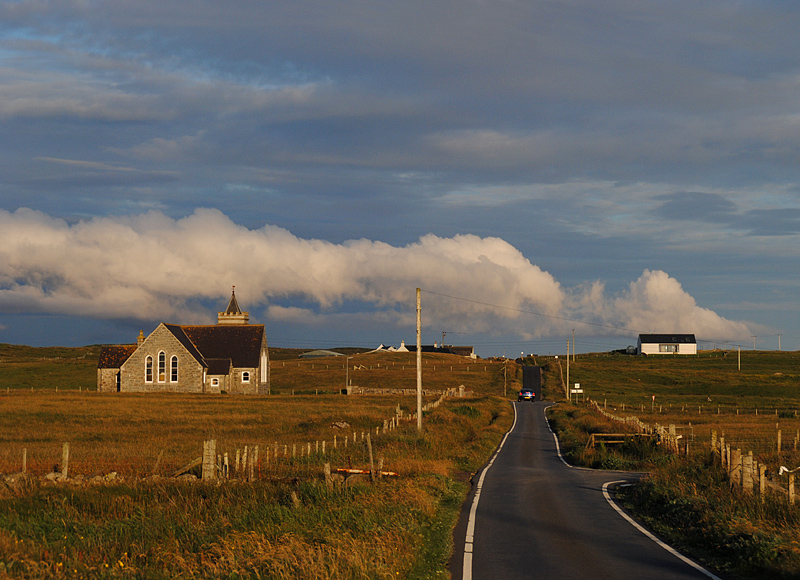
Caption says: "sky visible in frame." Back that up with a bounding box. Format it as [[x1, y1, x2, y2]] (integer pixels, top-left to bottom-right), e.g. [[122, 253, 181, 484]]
[[1, 0, 799, 356]]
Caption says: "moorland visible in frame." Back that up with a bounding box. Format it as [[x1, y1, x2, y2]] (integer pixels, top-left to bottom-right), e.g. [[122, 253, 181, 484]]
[[2, 344, 800, 578]]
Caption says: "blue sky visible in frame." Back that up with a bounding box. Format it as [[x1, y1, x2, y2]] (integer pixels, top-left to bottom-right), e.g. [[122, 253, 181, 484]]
[[1, 0, 798, 356]]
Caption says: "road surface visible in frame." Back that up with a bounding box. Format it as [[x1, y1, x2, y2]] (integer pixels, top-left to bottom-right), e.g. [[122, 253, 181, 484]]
[[449, 401, 722, 580]]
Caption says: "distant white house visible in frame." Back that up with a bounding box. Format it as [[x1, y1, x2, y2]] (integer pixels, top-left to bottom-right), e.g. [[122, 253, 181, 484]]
[[637, 334, 697, 355]]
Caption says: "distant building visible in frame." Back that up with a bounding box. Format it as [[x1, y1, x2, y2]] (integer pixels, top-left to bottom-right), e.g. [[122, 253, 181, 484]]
[[299, 349, 345, 358], [637, 334, 697, 355], [97, 289, 269, 394], [372, 342, 476, 358]]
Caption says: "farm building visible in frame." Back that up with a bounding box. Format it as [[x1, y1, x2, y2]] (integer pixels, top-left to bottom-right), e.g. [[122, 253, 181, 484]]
[[97, 289, 269, 394], [637, 334, 697, 355]]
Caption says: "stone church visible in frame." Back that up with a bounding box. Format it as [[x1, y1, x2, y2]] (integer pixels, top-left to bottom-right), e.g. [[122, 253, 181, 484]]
[[97, 289, 269, 394]]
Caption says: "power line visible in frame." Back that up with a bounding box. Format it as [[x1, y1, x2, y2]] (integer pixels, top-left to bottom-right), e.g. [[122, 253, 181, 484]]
[[420, 289, 642, 335]]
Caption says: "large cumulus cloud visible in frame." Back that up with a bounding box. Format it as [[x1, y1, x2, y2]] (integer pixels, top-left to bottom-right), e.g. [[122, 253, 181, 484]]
[[0, 208, 753, 343]]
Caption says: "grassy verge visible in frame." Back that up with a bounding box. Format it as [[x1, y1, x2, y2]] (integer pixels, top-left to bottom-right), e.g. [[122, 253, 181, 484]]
[[545, 403, 672, 471], [0, 395, 512, 579], [616, 456, 800, 579]]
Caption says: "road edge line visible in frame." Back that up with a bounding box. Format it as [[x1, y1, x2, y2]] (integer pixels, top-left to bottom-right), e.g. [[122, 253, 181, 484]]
[[461, 400, 519, 580], [602, 481, 723, 580]]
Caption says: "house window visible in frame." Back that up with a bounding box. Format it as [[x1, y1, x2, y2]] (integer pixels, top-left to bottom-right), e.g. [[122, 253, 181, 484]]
[[659, 344, 678, 353], [242, 371, 250, 383], [211, 378, 219, 387], [158, 351, 166, 382], [171, 356, 178, 382], [145, 356, 153, 383]]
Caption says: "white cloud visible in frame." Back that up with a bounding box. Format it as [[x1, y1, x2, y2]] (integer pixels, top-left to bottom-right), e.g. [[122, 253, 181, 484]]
[[0, 208, 754, 342], [566, 270, 752, 341]]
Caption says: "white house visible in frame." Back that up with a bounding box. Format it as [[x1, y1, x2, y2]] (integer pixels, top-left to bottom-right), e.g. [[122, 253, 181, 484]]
[[637, 334, 697, 355]]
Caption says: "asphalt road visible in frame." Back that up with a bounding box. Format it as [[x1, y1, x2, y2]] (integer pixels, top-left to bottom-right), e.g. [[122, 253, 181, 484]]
[[449, 401, 722, 580]]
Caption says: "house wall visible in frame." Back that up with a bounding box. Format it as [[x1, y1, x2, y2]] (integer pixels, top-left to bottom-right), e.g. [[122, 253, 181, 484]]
[[205, 374, 226, 394], [639, 342, 697, 355], [259, 336, 270, 394], [230, 367, 259, 394], [97, 368, 120, 392], [119, 324, 205, 393]]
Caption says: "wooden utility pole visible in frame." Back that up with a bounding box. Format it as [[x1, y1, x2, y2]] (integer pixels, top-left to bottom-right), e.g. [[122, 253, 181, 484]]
[[416, 288, 422, 432]]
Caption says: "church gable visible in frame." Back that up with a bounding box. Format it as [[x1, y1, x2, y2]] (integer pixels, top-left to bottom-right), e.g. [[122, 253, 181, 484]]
[[119, 323, 206, 393]]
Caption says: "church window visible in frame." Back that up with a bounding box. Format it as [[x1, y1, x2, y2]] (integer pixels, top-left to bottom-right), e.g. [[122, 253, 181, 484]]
[[242, 371, 250, 383], [171, 356, 178, 382], [158, 351, 166, 382], [145, 356, 153, 383]]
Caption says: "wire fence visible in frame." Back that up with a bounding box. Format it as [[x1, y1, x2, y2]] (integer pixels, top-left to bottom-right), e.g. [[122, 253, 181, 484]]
[[1, 390, 454, 482]]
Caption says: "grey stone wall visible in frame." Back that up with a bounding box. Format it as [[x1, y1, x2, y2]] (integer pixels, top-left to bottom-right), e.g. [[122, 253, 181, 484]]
[[97, 368, 119, 392], [120, 324, 205, 393]]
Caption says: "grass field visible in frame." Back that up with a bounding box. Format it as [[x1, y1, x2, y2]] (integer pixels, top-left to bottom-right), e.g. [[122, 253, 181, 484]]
[[540, 349, 800, 579], [0, 344, 517, 579], [8, 343, 800, 578]]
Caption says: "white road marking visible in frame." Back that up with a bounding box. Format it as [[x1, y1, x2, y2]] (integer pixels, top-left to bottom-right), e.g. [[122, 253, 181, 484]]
[[462, 401, 518, 580], [602, 481, 723, 580]]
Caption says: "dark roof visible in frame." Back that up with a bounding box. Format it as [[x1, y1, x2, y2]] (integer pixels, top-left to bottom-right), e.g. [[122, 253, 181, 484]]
[[421, 345, 475, 356], [206, 358, 233, 375], [638, 334, 696, 344], [97, 345, 137, 369], [164, 324, 206, 364], [181, 325, 265, 368]]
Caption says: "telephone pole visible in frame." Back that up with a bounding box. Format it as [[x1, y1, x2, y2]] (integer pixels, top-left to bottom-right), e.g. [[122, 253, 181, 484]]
[[416, 288, 422, 432]]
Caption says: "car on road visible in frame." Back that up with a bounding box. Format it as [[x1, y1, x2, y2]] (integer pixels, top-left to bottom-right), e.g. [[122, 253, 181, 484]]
[[518, 388, 536, 401]]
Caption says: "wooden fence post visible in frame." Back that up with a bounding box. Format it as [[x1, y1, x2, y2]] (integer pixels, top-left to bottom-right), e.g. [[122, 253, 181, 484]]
[[202, 439, 217, 481], [730, 448, 742, 488], [61, 442, 70, 479], [366, 433, 375, 483], [22, 448, 27, 474], [790, 473, 796, 505], [251, 446, 258, 481], [742, 452, 754, 492], [778, 430, 782, 453]]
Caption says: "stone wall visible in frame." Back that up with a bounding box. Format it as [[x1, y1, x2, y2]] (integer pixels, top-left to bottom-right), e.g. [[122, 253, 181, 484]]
[[97, 368, 119, 393], [119, 325, 206, 393]]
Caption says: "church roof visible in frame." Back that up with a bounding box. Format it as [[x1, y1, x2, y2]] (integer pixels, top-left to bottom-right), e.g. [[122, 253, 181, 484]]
[[181, 324, 265, 368], [97, 345, 137, 369]]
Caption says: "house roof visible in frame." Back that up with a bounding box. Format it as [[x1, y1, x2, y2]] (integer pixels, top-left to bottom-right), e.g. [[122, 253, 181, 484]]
[[206, 358, 233, 375], [638, 334, 696, 344], [181, 324, 265, 368], [299, 349, 344, 358], [97, 345, 137, 369]]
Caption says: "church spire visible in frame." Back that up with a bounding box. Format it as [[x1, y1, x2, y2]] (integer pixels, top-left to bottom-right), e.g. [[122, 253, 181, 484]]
[[225, 286, 242, 314], [218, 286, 249, 325]]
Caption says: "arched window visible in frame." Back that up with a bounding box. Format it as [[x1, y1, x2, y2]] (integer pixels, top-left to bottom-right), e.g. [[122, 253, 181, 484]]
[[158, 351, 166, 382], [242, 371, 250, 383], [145, 356, 153, 383], [170, 356, 178, 382]]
